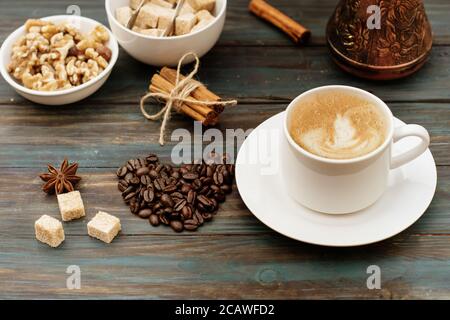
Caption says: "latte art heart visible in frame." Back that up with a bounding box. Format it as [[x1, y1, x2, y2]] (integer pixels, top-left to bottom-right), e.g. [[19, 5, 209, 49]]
[[289, 91, 387, 159]]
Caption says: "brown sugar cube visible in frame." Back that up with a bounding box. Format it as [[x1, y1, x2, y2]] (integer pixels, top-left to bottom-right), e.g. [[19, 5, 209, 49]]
[[150, 0, 173, 9], [157, 7, 176, 30], [141, 28, 165, 36], [175, 13, 197, 35], [180, 2, 195, 15], [130, 0, 148, 10], [188, 0, 215, 13], [135, 3, 160, 28], [57, 190, 85, 222], [196, 9, 214, 21], [35, 215, 65, 248], [132, 26, 164, 36], [116, 6, 132, 26], [87, 211, 121, 243]]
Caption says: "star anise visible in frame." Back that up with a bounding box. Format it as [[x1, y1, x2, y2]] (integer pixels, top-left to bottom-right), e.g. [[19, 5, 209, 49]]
[[39, 159, 81, 194]]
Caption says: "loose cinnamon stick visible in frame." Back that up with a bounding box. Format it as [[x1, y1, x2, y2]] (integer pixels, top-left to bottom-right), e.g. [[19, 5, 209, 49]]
[[150, 75, 218, 125], [249, 0, 311, 44], [159, 67, 224, 113]]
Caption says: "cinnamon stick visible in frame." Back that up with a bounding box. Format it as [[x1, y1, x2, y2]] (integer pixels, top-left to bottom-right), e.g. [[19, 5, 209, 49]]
[[249, 0, 311, 44], [159, 67, 224, 113], [151, 74, 217, 117], [149, 84, 206, 123], [150, 75, 218, 125]]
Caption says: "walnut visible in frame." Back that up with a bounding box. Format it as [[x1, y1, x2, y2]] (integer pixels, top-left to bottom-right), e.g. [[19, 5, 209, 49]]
[[8, 19, 111, 91], [90, 25, 109, 43], [96, 45, 112, 62], [24, 19, 49, 32]]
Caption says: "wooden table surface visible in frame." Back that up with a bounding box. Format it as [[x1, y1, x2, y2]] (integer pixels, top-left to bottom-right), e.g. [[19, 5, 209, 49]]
[[0, 0, 449, 299]]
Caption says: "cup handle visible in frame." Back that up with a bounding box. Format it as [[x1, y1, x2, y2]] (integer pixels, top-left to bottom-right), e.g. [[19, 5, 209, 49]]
[[391, 124, 430, 169]]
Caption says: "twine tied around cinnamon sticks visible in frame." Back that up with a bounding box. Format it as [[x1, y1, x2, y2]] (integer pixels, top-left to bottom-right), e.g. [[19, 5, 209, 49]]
[[140, 52, 238, 145]]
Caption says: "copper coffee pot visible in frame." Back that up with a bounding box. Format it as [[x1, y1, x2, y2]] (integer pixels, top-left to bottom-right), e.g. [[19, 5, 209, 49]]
[[326, 0, 433, 80]]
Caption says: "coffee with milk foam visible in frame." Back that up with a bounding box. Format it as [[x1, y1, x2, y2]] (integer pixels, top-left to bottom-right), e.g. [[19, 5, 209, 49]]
[[288, 90, 387, 159]]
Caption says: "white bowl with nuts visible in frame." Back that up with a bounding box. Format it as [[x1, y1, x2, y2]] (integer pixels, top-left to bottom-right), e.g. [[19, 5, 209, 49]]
[[0, 15, 119, 105], [106, 0, 226, 66]]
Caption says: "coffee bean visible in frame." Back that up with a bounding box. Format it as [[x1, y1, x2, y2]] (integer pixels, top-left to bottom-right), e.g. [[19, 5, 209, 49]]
[[209, 198, 218, 210], [180, 184, 191, 194], [136, 167, 149, 177], [200, 165, 207, 176], [179, 167, 188, 174], [138, 208, 152, 219], [174, 199, 187, 212], [130, 201, 140, 214], [197, 195, 212, 207], [181, 205, 193, 219], [149, 169, 158, 179], [220, 184, 232, 194], [182, 172, 198, 180], [202, 212, 213, 221], [187, 190, 196, 204], [124, 172, 134, 182], [163, 184, 177, 193], [161, 194, 174, 208], [119, 178, 129, 187], [197, 202, 206, 213], [155, 164, 164, 173], [170, 220, 183, 232], [169, 212, 180, 220], [117, 153, 234, 232], [210, 184, 220, 193], [160, 171, 169, 179], [194, 210, 204, 225], [217, 172, 224, 185], [153, 202, 162, 211], [205, 189, 214, 198], [141, 175, 151, 186], [198, 185, 209, 195], [117, 166, 128, 178], [149, 214, 159, 226], [118, 181, 128, 192], [124, 191, 137, 202], [183, 220, 198, 231], [147, 154, 158, 163], [193, 179, 202, 190], [153, 179, 162, 191], [213, 172, 219, 185], [170, 192, 183, 199], [122, 186, 134, 197], [143, 188, 154, 202], [214, 191, 226, 203], [159, 214, 169, 225], [130, 176, 140, 185], [126, 163, 134, 172], [203, 177, 213, 186], [222, 170, 232, 185]]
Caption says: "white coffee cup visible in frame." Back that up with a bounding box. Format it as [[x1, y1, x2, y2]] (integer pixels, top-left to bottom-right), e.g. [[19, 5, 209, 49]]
[[281, 85, 430, 214]]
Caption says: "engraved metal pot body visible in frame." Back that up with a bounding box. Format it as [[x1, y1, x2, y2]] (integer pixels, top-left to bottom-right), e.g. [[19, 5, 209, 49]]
[[326, 0, 433, 80]]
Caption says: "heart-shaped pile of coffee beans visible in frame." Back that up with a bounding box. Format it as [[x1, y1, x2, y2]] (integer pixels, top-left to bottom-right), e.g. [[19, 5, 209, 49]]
[[116, 154, 234, 232]]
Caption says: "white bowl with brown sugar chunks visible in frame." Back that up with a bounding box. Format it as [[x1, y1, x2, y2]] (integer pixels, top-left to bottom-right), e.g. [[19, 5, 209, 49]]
[[106, 0, 226, 66], [0, 15, 119, 105]]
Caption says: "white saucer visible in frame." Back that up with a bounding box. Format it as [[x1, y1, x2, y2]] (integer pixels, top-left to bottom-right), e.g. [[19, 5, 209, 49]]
[[235, 112, 437, 247]]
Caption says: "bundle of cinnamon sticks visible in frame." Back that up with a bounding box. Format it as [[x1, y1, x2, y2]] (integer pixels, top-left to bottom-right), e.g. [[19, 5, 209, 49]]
[[149, 67, 223, 126]]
